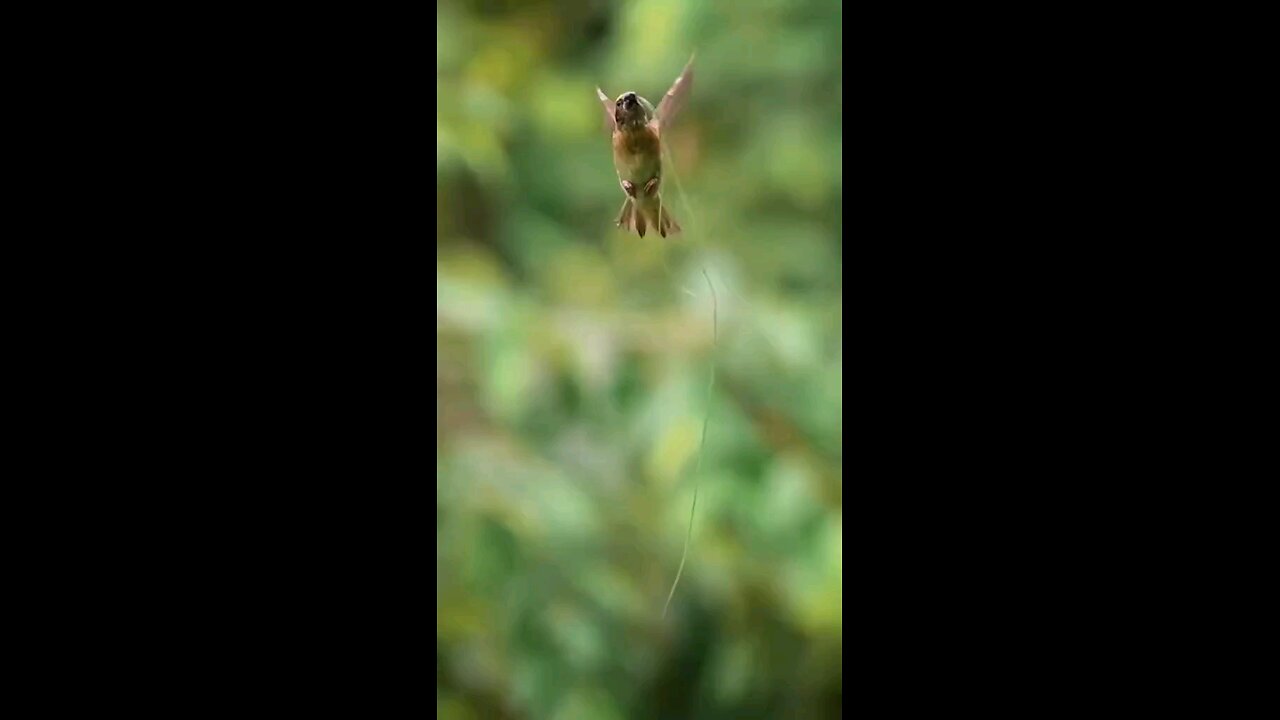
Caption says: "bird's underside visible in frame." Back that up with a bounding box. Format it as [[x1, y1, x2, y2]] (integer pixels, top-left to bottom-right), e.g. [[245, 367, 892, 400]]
[[596, 57, 693, 238], [614, 174, 678, 238]]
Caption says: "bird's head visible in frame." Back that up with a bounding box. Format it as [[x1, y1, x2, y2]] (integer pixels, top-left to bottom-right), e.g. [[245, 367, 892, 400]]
[[614, 91, 651, 128]]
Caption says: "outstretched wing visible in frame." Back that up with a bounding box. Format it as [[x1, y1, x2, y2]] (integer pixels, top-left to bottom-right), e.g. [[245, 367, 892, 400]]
[[596, 87, 616, 133], [655, 56, 694, 132]]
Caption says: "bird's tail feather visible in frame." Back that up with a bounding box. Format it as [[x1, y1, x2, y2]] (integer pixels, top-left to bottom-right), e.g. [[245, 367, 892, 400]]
[[616, 197, 680, 238], [615, 198, 634, 233]]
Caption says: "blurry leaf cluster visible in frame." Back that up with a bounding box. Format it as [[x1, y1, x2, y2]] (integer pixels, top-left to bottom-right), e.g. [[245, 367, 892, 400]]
[[439, 0, 841, 717]]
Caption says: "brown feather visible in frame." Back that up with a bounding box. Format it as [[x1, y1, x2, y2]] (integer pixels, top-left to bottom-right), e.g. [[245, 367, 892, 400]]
[[656, 56, 694, 131], [612, 125, 660, 162], [612, 124, 662, 189]]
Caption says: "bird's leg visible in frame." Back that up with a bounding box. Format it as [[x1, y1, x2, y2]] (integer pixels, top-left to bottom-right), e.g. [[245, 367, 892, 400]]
[[621, 180, 637, 198], [643, 176, 660, 197]]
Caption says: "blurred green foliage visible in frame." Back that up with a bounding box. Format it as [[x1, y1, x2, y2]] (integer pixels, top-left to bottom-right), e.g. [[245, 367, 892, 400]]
[[438, 0, 841, 717]]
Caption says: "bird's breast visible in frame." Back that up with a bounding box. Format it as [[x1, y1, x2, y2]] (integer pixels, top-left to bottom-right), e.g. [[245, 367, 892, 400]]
[[613, 126, 662, 182]]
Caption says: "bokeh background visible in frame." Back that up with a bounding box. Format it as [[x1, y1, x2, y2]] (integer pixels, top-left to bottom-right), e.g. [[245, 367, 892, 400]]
[[438, 0, 841, 717]]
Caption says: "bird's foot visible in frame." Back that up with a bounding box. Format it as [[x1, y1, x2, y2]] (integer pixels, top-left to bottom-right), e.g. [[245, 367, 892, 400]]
[[622, 180, 637, 198], [644, 177, 660, 197]]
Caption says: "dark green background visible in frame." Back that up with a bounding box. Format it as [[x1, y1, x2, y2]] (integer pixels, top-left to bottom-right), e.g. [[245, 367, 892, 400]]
[[439, 0, 841, 717]]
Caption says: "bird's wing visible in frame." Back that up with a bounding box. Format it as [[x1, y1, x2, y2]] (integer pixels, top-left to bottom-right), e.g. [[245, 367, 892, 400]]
[[655, 56, 694, 132], [596, 87, 616, 133]]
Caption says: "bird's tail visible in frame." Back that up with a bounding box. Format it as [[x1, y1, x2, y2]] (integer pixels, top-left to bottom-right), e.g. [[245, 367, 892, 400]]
[[616, 197, 680, 238]]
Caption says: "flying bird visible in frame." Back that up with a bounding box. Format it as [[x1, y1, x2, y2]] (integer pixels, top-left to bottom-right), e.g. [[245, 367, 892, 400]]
[[596, 58, 694, 238]]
